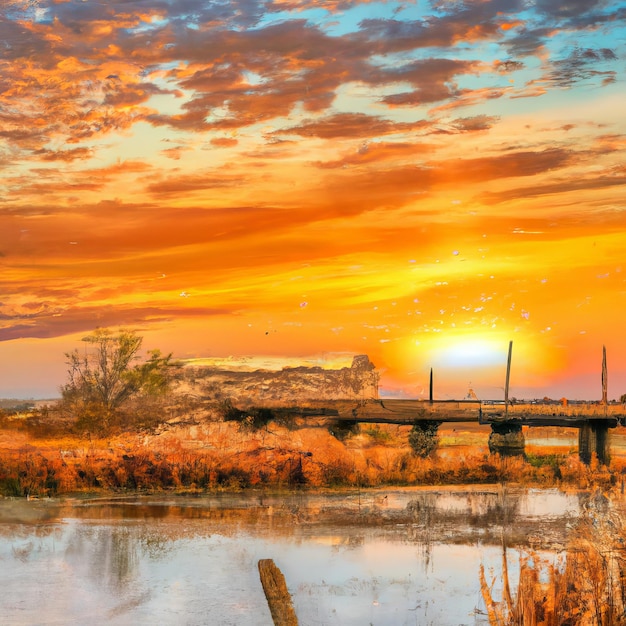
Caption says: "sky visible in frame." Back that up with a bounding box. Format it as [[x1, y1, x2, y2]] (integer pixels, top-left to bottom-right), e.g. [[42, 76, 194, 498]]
[[1, 0, 625, 401]]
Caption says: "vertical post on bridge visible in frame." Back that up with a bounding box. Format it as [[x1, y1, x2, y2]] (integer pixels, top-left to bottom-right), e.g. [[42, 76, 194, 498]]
[[602, 345, 608, 409], [504, 341, 512, 417], [429, 367, 433, 405]]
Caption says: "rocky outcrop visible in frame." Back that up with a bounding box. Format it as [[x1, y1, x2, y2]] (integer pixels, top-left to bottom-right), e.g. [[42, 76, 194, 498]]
[[175, 355, 379, 407]]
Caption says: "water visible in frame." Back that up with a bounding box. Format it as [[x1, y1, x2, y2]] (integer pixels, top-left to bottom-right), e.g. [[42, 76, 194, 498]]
[[0, 487, 582, 625]]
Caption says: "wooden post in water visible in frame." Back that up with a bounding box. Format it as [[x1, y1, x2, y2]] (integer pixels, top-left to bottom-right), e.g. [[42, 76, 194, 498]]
[[429, 367, 433, 404], [258, 559, 298, 626], [504, 341, 512, 417]]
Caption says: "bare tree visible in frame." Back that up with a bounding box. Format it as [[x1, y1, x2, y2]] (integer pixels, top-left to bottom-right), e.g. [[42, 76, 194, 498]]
[[61, 328, 174, 432]]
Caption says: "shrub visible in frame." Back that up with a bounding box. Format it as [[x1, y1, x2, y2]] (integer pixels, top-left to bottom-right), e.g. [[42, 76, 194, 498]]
[[408, 420, 440, 457], [328, 419, 359, 441]]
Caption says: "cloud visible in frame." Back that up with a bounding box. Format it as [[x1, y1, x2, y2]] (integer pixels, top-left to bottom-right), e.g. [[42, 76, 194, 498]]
[[146, 171, 248, 196], [428, 87, 510, 114], [315, 141, 436, 169], [0, 304, 231, 342], [210, 137, 239, 148], [479, 167, 626, 205], [3, 160, 153, 201], [541, 47, 618, 89], [315, 148, 577, 204], [534, 0, 609, 19], [439, 148, 578, 184], [494, 59, 525, 73], [279, 113, 429, 139], [357, 0, 520, 50], [502, 27, 556, 57], [442, 115, 500, 133], [160, 146, 187, 160], [380, 58, 480, 106], [34, 147, 94, 162]]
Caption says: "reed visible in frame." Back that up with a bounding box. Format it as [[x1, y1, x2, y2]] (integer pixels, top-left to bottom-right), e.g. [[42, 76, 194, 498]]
[[480, 489, 626, 625]]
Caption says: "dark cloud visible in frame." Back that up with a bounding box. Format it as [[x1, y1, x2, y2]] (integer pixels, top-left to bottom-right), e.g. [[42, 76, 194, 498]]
[[502, 27, 555, 57], [381, 58, 479, 106], [455, 148, 576, 180], [534, 0, 609, 19], [494, 60, 525, 73], [480, 168, 626, 204], [34, 147, 94, 162], [543, 47, 618, 88], [358, 0, 525, 51], [103, 82, 176, 108], [449, 115, 500, 132], [0, 304, 230, 342]]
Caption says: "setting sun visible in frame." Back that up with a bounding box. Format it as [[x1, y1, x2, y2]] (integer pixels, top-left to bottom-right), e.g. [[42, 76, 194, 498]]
[[431, 337, 508, 369]]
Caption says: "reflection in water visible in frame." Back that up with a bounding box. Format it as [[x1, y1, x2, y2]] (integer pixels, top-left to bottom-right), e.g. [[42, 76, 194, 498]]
[[71, 527, 140, 590], [0, 487, 583, 625]]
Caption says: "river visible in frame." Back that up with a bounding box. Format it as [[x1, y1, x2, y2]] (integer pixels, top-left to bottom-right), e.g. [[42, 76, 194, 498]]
[[0, 487, 584, 625]]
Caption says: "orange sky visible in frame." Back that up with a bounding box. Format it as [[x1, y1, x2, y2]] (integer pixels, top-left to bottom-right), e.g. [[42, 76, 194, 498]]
[[1, 0, 625, 399]]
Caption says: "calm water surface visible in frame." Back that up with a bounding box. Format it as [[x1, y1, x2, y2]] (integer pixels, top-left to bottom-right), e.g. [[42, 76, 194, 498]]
[[0, 487, 583, 625]]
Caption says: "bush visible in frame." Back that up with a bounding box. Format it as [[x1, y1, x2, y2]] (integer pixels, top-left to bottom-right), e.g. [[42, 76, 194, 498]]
[[408, 420, 440, 457], [328, 419, 359, 441], [222, 404, 276, 431]]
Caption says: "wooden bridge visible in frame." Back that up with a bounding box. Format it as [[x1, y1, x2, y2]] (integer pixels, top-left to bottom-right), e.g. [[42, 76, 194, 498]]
[[236, 343, 624, 463], [249, 398, 626, 463]]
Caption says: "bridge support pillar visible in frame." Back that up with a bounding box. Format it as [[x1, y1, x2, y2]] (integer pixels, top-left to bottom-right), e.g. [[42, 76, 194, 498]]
[[488, 423, 525, 456], [579, 421, 610, 465]]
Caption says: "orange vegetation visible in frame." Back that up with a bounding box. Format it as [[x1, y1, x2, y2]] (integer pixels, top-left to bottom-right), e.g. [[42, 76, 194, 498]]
[[0, 411, 621, 497], [481, 488, 626, 626]]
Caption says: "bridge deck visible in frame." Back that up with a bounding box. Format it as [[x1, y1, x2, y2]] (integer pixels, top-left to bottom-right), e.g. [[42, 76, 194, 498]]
[[262, 399, 626, 428]]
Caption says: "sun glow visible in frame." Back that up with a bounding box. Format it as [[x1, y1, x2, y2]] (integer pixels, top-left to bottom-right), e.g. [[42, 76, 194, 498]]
[[432, 337, 508, 368], [385, 332, 565, 400]]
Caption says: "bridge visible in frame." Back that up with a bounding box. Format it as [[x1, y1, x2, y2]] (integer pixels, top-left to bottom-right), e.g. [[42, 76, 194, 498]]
[[247, 399, 626, 463], [231, 343, 624, 463]]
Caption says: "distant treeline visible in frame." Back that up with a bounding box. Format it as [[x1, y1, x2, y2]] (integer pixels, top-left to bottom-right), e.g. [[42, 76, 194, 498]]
[[0, 399, 36, 411]]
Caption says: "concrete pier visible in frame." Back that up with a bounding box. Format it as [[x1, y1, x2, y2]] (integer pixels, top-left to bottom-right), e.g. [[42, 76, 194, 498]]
[[579, 421, 611, 464], [488, 423, 525, 456]]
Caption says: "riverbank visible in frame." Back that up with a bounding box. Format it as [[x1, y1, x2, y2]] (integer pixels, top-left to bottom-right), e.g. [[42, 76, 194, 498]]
[[2, 417, 625, 497]]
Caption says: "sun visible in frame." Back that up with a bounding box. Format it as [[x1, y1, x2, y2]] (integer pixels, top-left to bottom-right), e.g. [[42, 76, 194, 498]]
[[379, 329, 564, 400], [431, 337, 509, 369]]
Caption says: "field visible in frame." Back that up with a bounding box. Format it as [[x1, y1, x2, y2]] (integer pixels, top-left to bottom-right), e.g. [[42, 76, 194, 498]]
[[1, 405, 625, 497]]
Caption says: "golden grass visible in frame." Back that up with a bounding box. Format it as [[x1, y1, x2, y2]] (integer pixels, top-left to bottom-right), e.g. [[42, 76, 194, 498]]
[[480, 489, 626, 625], [0, 418, 618, 497]]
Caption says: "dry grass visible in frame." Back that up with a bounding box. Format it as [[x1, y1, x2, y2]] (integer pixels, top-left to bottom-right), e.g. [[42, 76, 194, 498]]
[[480, 489, 626, 625], [0, 413, 623, 497]]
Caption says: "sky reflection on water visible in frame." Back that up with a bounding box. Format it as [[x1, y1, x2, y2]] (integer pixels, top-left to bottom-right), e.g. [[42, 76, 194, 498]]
[[0, 487, 582, 625]]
